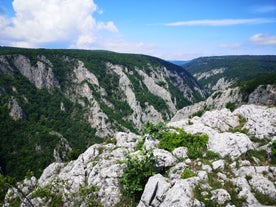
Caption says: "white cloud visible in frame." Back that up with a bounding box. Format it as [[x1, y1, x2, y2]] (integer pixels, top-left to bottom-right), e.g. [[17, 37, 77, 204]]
[[253, 5, 276, 13], [250, 33, 276, 45], [165, 18, 275, 26], [0, 0, 118, 48], [219, 43, 241, 49]]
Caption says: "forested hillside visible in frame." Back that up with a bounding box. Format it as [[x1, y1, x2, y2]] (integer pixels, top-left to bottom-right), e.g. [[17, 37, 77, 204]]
[[0, 47, 205, 179], [183, 55, 276, 94]]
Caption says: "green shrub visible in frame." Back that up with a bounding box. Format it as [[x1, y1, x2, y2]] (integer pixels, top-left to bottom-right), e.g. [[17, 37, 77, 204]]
[[141, 121, 166, 138], [272, 140, 276, 156], [226, 102, 236, 112], [158, 128, 208, 159], [181, 168, 196, 179], [205, 151, 220, 160], [119, 151, 155, 201]]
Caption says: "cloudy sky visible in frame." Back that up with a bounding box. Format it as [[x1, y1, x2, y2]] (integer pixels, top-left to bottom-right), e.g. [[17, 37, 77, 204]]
[[0, 0, 276, 60]]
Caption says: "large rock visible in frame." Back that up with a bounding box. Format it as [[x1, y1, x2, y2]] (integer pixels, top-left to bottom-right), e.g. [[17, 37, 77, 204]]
[[159, 178, 199, 207], [234, 104, 276, 139], [138, 174, 170, 207], [248, 85, 276, 106]]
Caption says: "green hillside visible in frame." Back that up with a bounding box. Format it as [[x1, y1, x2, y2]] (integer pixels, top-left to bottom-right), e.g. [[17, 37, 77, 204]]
[[0, 47, 204, 180], [183, 55, 276, 94]]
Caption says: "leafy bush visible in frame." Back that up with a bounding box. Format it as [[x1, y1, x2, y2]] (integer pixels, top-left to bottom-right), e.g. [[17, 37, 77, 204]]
[[205, 151, 220, 160], [119, 151, 155, 201], [226, 102, 236, 112], [181, 168, 196, 179], [158, 128, 208, 159], [141, 121, 166, 138]]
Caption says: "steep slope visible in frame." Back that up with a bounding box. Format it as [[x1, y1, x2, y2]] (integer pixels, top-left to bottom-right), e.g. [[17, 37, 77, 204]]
[[3, 104, 276, 206], [0, 47, 205, 179], [183, 55, 276, 94]]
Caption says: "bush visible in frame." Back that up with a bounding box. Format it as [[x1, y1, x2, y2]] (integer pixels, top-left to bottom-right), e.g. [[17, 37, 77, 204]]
[[158, 128, 209, 159], [226, 102, 236, 112], [181, 168, 196, 179], [119, 151, 155, 201]]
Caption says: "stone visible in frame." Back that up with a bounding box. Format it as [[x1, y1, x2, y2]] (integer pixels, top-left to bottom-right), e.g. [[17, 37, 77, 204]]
[[248, 175, 276, 200], [153, 149, 177, 169], [143, 135, 160, 151], [8, 97, 26, 121], [115, 132, 139, 149], [248, 85, 276, 106], [212, 160, 225, 171], [234, 104, 276, 139], [138, 174, 171, 207], [172, 147, 188, 159], [211, 189, 231, 205], [159, 177, 199, 207]]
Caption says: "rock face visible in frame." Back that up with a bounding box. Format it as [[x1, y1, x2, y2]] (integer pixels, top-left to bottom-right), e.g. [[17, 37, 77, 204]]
[[4, 104, 276, 207], [171, 87, 243, 120], [12, 54, 59, 90], [8, 97, 26, 120], [248, 84, 276, 106], [0, 51, 205, 138]]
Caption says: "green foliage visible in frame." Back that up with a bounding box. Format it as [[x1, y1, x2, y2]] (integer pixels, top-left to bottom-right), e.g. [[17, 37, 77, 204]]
[[184, 55, 276, 94], [141, 121, 166, 138], [271, 140, 276, 156], [158, 128, 209, 159], [119, 151, 155, 201], [0, 174, 16, 205], [190, 104, 211, 118], [180, 168, 196, 179], [32, 181, 64, 207], [205, 151, 220, 160], [226, 102, 236, 112], [74, 185, 103, 207], [253, 190, 276, 205]]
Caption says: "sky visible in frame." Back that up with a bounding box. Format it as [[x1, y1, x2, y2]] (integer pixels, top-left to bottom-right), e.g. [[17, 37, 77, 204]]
[[0, 0, 276, 60]]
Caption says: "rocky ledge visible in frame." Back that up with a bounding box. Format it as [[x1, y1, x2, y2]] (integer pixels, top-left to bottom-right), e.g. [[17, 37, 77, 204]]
[[3, 104, 276, 207]]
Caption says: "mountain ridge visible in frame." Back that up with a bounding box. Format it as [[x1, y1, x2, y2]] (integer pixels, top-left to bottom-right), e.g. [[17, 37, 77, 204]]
[[0, 47, 205, 179]]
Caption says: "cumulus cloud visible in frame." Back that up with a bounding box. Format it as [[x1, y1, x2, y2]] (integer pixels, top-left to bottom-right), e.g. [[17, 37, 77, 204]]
[[164, 18, 275, 26], [0, 0, 118, 48], [250, 34, 276, 45]]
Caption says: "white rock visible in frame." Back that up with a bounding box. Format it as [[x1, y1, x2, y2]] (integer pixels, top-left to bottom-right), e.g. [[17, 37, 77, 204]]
[[212, 160, 225, 171], [199, 109, 240, 131], [232, 177, 261, 206], [38, 162, 65, 186], [234, 104, 276, 139], [153, 149, 177, 168], [172, 147, 188, 159], [159, 178, 199, 207], [197, 171, 208, 181], [211, 189, 231, 205], [138, 174, 171, 207], [115, 132, 139, 149], [249, 175, 276, 200], [144, 135, 160, 151], [202, 164, 212, 173], [208, 132, 254, 159]]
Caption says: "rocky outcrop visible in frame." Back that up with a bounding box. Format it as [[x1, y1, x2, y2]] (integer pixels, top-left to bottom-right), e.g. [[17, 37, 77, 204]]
[[12, 55, 59, 90], [171, 87, 243, 120], [8, 97, 26, 121], [248, 84, 276, 106], [138, 69, 176, 113], [4, 104, 276, 207]]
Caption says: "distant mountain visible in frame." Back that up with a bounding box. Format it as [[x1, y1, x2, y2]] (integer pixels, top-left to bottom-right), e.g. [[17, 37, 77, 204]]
[[169, 60, 190, 66], [0, 47, 205, 179], [183, 55, 276, 94]]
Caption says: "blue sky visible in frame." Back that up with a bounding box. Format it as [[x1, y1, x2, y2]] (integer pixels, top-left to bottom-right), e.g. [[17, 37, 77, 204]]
[[0, 0, 276, 60]]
